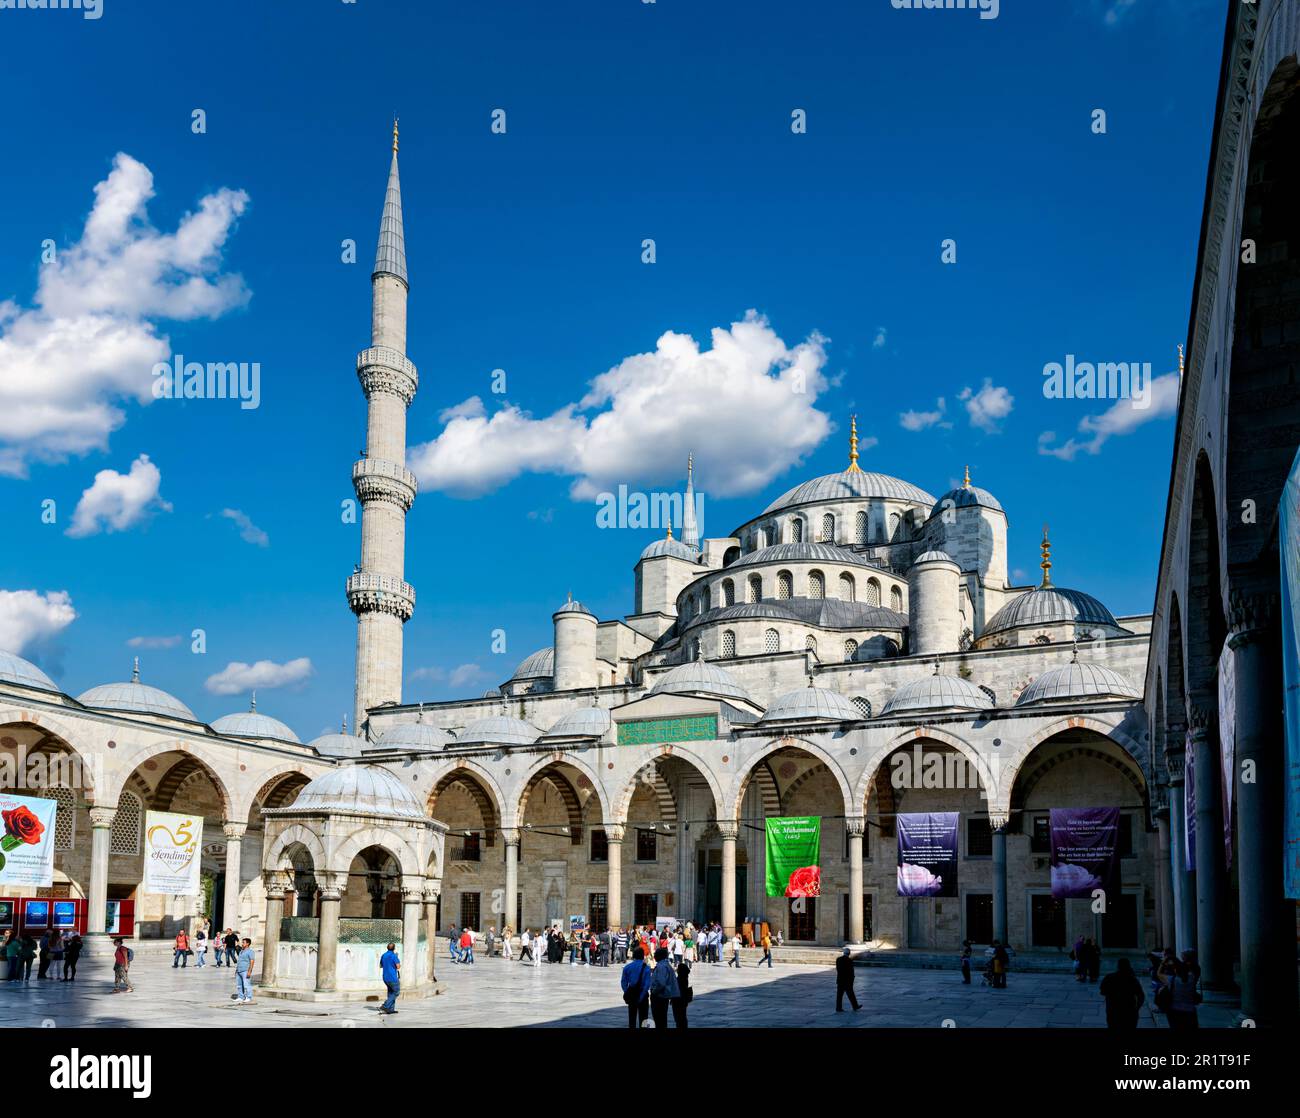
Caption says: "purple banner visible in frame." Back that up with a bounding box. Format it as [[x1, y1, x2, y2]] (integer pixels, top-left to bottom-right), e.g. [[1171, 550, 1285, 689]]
[[1049, 807, 1120, 899], [1184, 732, 1196, 873], [1218, 641, 1236, 872], [896, 812, 958, 898]]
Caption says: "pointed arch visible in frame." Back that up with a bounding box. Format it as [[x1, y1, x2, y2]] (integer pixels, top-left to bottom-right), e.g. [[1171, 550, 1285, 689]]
[[511, 750, 612, 830], [726, 737, 853, 820], [852, 725, 995, 816]]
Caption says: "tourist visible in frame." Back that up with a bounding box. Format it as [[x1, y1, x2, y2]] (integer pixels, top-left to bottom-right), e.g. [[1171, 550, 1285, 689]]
[[648, 946, 681, 1028], [567, 927, 581, 965], [1071, 934, 1086, 983], [223, 928, 239, 967], [1161, 954, 1201, 1030], [18, 935, 36, 981], [756, 928, 772, 968], [599, 927, 612, 966], [620, 946, 652, 1029], [615, 927, 628, 964], [484, 925, 496, 958], [672, 956, 692, 1028], [173, 928, 191, 968], [835, 946, 861, 1012], [4, 931, 20, 982], [991, 941, 1010, 988], [37, 931, 51, 980], [379, 941, 401, 1014], [234, 937, 255, 1003], [63, 934, 82, 981], [447, 925, 460, 963], [459, 927, 475, 964], [111, 937, 133, 993], [519, 927, 532, 962], [960, 940, 972, 984], [728, 932, 742, 968], [49, 931, 65, 979], [1099, 958, 1145, 1029], [501, 925, 513, 961], [1085, 937, 1102, 983], [534, 929, 545, 968], [213, 931, 225, 967], [195, 925, 208, 968]]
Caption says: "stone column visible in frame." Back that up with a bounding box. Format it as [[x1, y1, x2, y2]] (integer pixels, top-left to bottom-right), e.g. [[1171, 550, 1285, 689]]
[[260, 875, 285, 988], [846, 816, 866, 944], [1154, 801, 1174, 949], [502, 828, 520, 935], [991, 819, 1009, 946], [401, 884, 422, 987], [222, 822, 246, 931], [1165, 752, 1196, 954], [1228, 590, 1296, 1023], [424, 882, 441, 981], [315, 884, 342, 992], [605, 825, 625, 928], [1190, 705, 1233, 990], [86, 807, 116, 937], [719, 821, 739, 937]]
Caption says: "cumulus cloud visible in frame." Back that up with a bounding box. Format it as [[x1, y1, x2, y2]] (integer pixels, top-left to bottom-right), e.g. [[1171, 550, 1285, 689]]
[[872, 327, 887, 350], [66, 453, 171, 538], [1038, 373, 1180, 460], [0, 153, 249, 477], [960, 380, 1015, 434], [126, 634, 181, 649], [219, 507, 268, 547], [899, 397, 949, 432], [408, 312, 835, 500], [204, 657, 313, 695], [0, 589, 77, 655], [407, 663, 487, 690]]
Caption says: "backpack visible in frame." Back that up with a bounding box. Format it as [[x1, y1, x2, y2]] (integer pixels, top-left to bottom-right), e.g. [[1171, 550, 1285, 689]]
[[126, 947, 135, 964], [622, 963, 647, 1005]]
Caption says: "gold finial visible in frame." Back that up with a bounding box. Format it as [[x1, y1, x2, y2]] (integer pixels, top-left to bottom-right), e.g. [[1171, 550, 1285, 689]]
[[848, 415, 862, 472], [1040, 523, 1053, 588], [687, 452, 693, 480], [1177, 343, 1184, 377], [963, 464, 971, 490], [392, 115, 399, 155], [666, 513, 673, 540]]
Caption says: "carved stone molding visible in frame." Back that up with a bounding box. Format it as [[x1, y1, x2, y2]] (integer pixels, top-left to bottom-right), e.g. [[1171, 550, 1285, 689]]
[[222, 821, 247, 840], [352, 457, 417, 511], [346, 571, 416, 622], [844, 815, 866, 838], [717, 821, 740, 843], [356, 346, 418, 406], [1227, 588, 1278, 648], [88, 807, 117, 829], [603, 824, 626, 844]]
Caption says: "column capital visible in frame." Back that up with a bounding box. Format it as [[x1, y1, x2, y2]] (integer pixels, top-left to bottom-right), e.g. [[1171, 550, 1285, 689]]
[[423, 881, 442, 904], [262, 871, 289, 899], [1165, 751, 1187, 781], [604, 824, 626, 844], [88, 806, 117, 829], [1227, 588, 1278, 648], [318, 886, 343, 903], [844, 815, 866, 837], [988, 811, 1011, 832], [400, 884, 425, 903], [1188, 704, 1215, 735], [222, 821, 248, 840], [717, 820, 740, 842], [500, 827, 521, 847]]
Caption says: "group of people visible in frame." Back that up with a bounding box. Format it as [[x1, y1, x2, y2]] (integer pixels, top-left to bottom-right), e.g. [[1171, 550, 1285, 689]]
[[1070, 935, 1103, 983], [959, 939, 1012, 988], [2, 929, 83, 982], [620, 945, 694, 1028], [171, 921, 245, 971], [465, 921, 780, 970]]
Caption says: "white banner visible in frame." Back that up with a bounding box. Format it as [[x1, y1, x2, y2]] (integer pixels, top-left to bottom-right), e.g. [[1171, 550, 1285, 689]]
[[0, 791, 58, 887], [143, 810, 203, 896]]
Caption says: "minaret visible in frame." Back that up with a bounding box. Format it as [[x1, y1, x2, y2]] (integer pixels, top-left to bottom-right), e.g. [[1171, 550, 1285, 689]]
[[681, 453, 699, 551], [348, 120, 418, 733]]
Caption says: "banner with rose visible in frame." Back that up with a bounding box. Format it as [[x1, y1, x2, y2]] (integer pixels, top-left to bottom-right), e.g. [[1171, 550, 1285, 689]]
[[764, 816, 821, 897], [0, 791, 57, 887], [1049, 807, 1120, 899], [896, 812, 958, 897], [143, 810, 203, 896]]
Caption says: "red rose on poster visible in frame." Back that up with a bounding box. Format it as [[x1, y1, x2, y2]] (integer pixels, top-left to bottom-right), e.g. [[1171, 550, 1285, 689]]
[[784, 865, 821, 898], [2, 805, 45, 847]]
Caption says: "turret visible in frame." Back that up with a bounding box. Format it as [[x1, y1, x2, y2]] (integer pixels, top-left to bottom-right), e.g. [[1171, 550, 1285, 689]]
[[553, 594, 598, 690], [908, 549, 962, 655]]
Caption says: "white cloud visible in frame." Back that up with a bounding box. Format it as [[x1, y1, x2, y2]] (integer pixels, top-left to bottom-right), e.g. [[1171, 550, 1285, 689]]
[[1103, 0, 1138, 25], [872, 327, 887, 350], [204, 657, 313, 695], [1038, 373, 1179, 460], [66, 453, 171, 538], [219, 508, 268, 547], [960, 380, 1015, 434], [0, 589, 76, 655], [407, 663, 487, 690], [899, 396, 948, 432], [408, 312, 834, 500], [0, 153, 248, 476], [126, 634, 181, 649]]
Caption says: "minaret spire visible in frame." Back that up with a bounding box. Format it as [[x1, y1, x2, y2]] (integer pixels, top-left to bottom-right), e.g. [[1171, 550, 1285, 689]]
[[681, 452, 699, 552], [1039, 524, 1053, 588], [847, 415, 862, 472]]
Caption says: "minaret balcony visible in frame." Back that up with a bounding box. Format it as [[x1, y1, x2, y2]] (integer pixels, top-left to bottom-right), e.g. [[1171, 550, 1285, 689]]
[[346, 571, 416, 621], [352, 457, 417, 511], [356, 346, 418, 405]]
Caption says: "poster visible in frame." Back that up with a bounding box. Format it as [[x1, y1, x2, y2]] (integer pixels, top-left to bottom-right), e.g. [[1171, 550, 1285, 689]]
[[0, 791, 58, 887], [1184, 730, 1196, 873], [764, 816, 822, 897], [1049, 807, 1121, 898], [0, 901, 12, 927], [1282, 445, 1300, 900], [52, 901, 76, 929], [142, 810, 203, 896], [1218, 640, 1236, 872], [896, 812, 959, 897], [24, 900, 49, 927]]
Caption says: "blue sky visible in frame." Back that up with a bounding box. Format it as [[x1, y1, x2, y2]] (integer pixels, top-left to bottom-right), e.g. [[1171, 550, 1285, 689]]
[[0, 0, 1225, 739]]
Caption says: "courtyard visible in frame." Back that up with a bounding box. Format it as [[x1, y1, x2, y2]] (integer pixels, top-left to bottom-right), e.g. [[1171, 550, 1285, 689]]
[[1, 950, 1243, 1029]]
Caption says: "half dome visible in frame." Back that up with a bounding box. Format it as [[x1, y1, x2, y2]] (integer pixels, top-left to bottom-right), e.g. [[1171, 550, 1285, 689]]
[[881, 674, 993, 716], [292, 765, 425, 820]]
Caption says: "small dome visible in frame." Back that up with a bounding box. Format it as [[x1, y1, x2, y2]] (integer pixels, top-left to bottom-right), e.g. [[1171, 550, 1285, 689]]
[[912, 549, 957, 566], [553, 597, 595, 618], [881, 673, 993, 716], [639, 537, 699, 562], [762, 686, 862, 723], [509, 647, 554, 682], [78, 665, 196, 722], [648, 659, 752, 703], [929, 484, 1004, 520], [212, 709, 299, 743], [482, 688, 503, 698], [763, 469, 935, 515], [543, 707, 612, 738], [728, 542, 882, 571], [308, 732, 371, 758], [0, 649, 58, 692], [459, 715, 540, 746], [1017, 661, 1141, 706], [375, 719, 454, 750], [983, 586, 1119, 639], [293, 765, 425, 820]]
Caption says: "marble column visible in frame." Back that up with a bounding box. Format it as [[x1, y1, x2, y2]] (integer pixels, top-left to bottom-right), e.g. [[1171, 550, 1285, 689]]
[[605, 825, 625, 928], [260, 876, 285, 987], [1154, 802, 1174, 949], [846, 816, 866, 943], [401, 885, 422, 987], [86, 807, 116, 937], [424, 882, 441, 981], [1228, 590, 1296, 1023], [991, 819, 1009, 946], [222, 822, 246, 931], [1166, 751, 1197, 954], [315, 885, 342, 992], [1190, 705, 1233, 989], [502, 828, 520, 935], [719, 821, 739, 937]]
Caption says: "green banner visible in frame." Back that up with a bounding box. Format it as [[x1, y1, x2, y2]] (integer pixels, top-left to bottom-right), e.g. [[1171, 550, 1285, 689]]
[[616, 715, 717, 746], [764, 816, 822, 897]]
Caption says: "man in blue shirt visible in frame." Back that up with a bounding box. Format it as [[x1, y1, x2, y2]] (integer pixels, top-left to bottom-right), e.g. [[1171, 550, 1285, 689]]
[[620, 946, 652, 1029], [234, 938, 255, 1004], [380, 942, 401, 1014]]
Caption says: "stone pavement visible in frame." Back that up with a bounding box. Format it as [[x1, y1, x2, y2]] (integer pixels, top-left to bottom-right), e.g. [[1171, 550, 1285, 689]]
[[0, 950, 1243, 1029]]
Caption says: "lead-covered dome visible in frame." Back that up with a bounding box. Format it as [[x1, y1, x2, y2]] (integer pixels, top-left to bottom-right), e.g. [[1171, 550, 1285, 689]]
[[309, 732, 370, 758], [639, 537, 699, 562], [375, 719, 454, 750], [881, 673, 993, 716], [728, 542, 884, 571], [292, 765, 425, 820], [912, 549, 957, 566], [762, 686, 862, 723], [1016, 662, 1141, 706], [78, 663, 195, 721], [543, 707, 612, 739], [212, 705, 299, 743], [648, 658, 752, 703], [982, 586, 1118, 639], [763, 469, 934, 515], [0, 649, 58, 692], [553, 596, 595, 618], [458, 715, 540, 746], [509, 648, 554, 682]]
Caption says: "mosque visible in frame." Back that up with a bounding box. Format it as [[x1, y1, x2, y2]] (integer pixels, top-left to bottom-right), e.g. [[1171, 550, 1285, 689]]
[[1, 0, 1296, 1020]]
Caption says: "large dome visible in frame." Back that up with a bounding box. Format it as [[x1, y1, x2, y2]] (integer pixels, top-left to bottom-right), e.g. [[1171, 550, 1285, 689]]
[[78, 666, 195, 721], [543, 706, 612, 739], [762, 686, 862, 723], [308, 732, 371, 758], [728, 542, 884, 570], [648, 659, 752, 703], [0, 650, 58, 692], [763, 469, 935, 515], [292, 765, 425, 820], [375, 719, 454, 750], [881, 673, 993, 716], [1017, 661, 1141, 706], [212, 707, 300, 743], [680, 599, 906, 633], [983, 586, 1118, 639], [458, 715, 540, 746]]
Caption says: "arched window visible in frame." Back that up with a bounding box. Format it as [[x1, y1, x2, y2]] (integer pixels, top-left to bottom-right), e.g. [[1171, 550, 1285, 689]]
[[776, 570, 793, 600], [764, 629, 780, 654], [805, 635, 818, 654], [889, 512, 901, 540], [844, 639, 859, 662], [890, 585, 903, 612], [851, 696, 872, 718], [808, 570, 825, 599], [866, 578, 881, 607], [820, 513, 835, 543], [111, 790, 142, 855], [791, 517, 804, 543], [722, 578, 736, 607], [721, 630, 736, 658], [839, 573, 856, 601], [686, 639, 698, 661], [747, 575, 762, 603], [855, 510, 868, 545]]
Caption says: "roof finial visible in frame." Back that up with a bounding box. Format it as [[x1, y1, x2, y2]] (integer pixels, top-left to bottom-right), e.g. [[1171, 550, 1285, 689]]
[[250, 690, 257, 713], [665, 513, 673, 541], [131, 656, 140, 683], [848, 415, 862, 472], [418, 702, 425, 723], [392, 115, 399, 155], [342, 713, 349, 735], [567, 590, 572, 603], [687, 451, 693, 481], [1040, 524, 1053, 588], [1177, 343, 1184, 378], [1071, 640, 1079, 664], [933, 658, 941, 676], [963, 464, 971, 490]]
